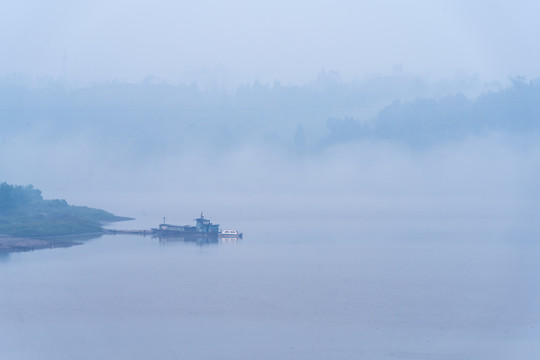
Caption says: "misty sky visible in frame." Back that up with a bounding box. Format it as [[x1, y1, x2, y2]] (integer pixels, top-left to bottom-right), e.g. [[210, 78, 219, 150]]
[[2, 0, 540, 213], [2, 0, 540, 86]]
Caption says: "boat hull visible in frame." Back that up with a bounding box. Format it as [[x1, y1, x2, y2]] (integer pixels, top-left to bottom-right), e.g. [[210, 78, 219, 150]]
[[152, 229, 218, 238], [219, 233, 243, 239]]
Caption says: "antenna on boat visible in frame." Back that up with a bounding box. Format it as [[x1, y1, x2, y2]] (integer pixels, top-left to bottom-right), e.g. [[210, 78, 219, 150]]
[[163, 217, 166, 224], [200, 211, 204, 219]]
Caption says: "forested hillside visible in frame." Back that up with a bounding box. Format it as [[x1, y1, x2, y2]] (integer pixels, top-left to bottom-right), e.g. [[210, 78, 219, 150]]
[[0, 183, 129, 237]]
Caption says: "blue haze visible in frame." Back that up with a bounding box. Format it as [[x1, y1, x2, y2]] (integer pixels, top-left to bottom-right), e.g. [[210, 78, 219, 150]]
[[2, 1, 540, 358]]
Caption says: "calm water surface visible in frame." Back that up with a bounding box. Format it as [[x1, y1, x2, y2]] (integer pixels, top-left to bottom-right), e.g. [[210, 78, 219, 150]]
[[1, 217, 539, 359]]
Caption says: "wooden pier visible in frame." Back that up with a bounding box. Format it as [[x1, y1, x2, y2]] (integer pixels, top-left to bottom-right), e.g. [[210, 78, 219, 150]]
[[104, 229, 153, 235]]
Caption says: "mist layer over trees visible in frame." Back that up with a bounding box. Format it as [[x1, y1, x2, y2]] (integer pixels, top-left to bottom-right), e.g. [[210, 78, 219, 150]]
[[1, 74, 538, 221]]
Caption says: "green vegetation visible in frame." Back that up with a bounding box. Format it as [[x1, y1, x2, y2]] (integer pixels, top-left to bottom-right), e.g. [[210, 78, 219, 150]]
[[0, 183, 130, 237]]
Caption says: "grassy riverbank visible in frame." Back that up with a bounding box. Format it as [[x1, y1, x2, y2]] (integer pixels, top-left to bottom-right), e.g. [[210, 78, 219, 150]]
[[0, 183, 131, 239]]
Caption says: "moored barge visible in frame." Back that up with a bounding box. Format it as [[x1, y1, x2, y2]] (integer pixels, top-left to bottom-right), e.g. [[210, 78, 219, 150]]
[[152, 213, 242, 239]]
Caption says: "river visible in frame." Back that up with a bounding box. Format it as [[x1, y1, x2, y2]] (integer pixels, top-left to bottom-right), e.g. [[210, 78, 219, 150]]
[[1, 213, 539, 359]]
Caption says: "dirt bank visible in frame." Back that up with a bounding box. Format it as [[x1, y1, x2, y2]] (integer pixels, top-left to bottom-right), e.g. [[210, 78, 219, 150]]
[[0, 235, 83, 253]]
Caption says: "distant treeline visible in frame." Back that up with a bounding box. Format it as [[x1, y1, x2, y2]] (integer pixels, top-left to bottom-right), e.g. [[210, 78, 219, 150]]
[[322, 77, 540, 148], [0, 74, 537, 155], [0, 183, 128, 237]]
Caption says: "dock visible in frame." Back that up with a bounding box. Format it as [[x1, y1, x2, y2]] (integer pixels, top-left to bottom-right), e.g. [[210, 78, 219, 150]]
[[104, 229, 153, 235]]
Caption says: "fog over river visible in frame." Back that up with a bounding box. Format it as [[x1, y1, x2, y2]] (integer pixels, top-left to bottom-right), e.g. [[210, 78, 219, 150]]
[[2, 1, 540, 358]]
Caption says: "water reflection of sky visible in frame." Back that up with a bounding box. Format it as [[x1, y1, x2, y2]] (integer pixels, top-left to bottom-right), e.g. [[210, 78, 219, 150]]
[[1, 218, 539, 360]]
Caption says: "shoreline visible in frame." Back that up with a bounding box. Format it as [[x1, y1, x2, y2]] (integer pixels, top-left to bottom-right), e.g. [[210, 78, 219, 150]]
[[0, 233, 103, 254]]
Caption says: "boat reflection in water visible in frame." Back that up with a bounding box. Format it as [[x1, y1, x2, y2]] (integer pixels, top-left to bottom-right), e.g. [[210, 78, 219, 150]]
[[220, 236, 241, 244], [155, 235, 219, 246], [155, 235, 241, 246]]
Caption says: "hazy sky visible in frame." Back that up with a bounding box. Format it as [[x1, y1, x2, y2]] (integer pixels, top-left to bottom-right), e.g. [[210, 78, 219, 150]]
[[1, 0, 539, 86]]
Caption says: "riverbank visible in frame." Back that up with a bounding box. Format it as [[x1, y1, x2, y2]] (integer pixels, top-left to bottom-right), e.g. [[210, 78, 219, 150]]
[[0, 233, 102, 253], [0, 183, 131, 249]]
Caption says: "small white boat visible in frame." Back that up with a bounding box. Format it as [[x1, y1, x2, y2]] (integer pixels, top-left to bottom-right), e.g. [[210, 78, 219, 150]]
[[219, 229, 243, 238]]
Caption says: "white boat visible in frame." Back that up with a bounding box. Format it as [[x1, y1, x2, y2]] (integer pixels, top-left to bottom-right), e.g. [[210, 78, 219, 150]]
[[219, 229, 243, 238]]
